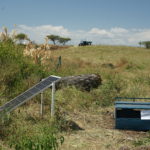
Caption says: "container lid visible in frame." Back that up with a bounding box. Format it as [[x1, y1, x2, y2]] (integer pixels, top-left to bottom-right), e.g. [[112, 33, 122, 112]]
[[115, 101, 150, 109]]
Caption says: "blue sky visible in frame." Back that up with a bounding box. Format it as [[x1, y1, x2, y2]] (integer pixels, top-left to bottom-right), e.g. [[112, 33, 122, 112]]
[[0, 0, 150, 45]]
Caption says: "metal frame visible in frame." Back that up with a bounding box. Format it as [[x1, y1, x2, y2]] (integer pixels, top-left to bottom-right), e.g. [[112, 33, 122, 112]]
[[0, 75, 61, 117], [51, 82, 55, 117]]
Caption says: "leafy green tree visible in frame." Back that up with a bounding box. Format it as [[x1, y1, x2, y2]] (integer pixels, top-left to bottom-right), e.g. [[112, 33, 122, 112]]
[[139, 41, 150, 49], [47, 35, 60, 45], [58, 37, 71, 45], [15, 33, 30, 44]]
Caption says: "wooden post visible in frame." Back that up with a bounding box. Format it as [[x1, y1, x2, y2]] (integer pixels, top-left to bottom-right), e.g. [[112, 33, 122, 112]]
[[51, 82, 55, 117]]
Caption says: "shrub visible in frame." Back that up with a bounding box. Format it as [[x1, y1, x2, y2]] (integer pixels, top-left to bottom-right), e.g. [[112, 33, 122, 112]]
[[7, 123, 64, 150], [95, 73, 126, 107], [0, 41, 46, 99], [10, 134, 64, 150]]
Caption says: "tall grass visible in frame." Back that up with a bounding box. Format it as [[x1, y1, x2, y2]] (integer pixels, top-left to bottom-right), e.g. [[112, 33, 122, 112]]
[[1, 43, 150, 149], [0, 41, 64, 149]]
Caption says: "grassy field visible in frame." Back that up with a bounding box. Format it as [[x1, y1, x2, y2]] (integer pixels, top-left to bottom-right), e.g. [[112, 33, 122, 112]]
[[1, 44, 150, 150]]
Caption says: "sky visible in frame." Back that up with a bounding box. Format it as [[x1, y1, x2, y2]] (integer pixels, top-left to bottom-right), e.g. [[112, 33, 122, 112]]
[[0, 0, 150, 45]]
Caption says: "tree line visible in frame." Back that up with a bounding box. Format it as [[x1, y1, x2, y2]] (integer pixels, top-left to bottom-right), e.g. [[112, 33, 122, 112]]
[[0, 27, 71, 45], [15, 33, 71, 45], [139, 41, 150, 49]]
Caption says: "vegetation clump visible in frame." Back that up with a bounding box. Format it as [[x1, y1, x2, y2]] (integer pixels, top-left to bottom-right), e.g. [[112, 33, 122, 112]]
[[0, 41, 46, 99], [139, 41, 150, 49]]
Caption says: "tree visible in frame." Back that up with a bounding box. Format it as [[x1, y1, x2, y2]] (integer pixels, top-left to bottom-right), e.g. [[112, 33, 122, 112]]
[[15, 33, 30, 44], [139, 41, 142, 47], [139, 41, 150, 49], [47, 35, 60, 45], [58, 37, 71, 45]]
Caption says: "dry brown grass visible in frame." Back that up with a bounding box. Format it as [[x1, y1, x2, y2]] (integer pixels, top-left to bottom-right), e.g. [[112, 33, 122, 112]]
[[115, 57, 128, 68], [60, 107, 147, 150], [21, 45, 150, 149], [4, 101, 146, 150], [2, 45, 150, 149]]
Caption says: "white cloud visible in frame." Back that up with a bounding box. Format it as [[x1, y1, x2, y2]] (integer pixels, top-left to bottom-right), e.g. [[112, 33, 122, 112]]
[[110, 27, 128, 33], [11, 24, 150, 46], [128, 29, 150, 43], [18, 25, 70, 35], [89, 28, 114, 38]]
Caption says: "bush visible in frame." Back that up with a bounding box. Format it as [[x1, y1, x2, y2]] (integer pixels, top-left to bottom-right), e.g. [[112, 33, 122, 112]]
[[0, 41, 46, 99], [56, 86, 93, 111], [94, 74, 126, 107], [7, 123, 64, 150], [10, 134, 64, 150]]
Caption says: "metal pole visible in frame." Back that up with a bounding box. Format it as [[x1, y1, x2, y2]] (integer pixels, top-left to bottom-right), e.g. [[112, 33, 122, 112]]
[[40, 91, 44, 117], [40, 79, 44, 117], [51, 82, 55, 117]]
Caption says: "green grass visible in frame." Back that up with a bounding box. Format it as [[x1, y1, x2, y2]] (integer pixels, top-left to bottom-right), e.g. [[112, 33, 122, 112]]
[[1, 43, 150, 149]]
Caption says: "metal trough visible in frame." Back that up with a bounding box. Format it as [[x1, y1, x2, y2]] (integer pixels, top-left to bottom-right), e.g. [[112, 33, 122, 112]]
[[115, 97, 150, 131]]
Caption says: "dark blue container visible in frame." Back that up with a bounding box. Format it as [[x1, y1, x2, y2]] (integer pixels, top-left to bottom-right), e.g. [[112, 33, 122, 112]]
[[115, 101, 150, 131]]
